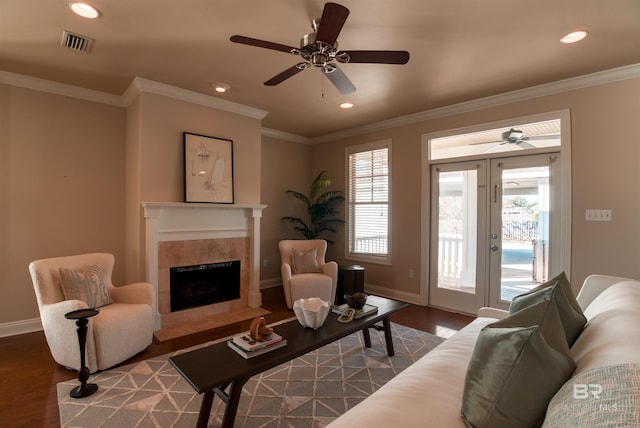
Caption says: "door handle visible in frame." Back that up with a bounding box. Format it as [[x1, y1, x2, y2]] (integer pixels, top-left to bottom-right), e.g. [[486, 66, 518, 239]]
[[490, 245, 499, 251]]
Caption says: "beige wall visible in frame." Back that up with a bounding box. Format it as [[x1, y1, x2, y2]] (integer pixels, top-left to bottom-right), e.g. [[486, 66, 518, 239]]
[[1, 84, 127, 323], [309, 77, 640, 297], [2, 73, 639, 330], [259, 135, 313, 281], [1, 80, 264, 329], [125, 92, 263, 282]]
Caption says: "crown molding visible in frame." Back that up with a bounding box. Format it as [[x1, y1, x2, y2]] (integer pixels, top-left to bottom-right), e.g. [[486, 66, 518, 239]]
[[0, 70, 123, 106], [261, 127, 314, 144], [3, 64, 639, 145], [0, 70, 268, 121], [311, 63, 640, 144], [122, 77, 268, 120]]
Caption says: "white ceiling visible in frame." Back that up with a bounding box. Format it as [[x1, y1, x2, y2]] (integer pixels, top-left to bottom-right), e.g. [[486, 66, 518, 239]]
[[2, 0, 640, 138]]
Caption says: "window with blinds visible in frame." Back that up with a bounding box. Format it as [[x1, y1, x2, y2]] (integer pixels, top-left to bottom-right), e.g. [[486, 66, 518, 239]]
[[346, 140, 391, 264]]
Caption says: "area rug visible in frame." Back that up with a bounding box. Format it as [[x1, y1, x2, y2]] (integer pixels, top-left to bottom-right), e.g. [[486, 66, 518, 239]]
[[58, 323, 444, 427]]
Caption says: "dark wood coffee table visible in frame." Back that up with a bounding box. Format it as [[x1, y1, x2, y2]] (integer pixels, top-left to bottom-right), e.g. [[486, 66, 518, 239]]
[[169, 295, 408, 428]]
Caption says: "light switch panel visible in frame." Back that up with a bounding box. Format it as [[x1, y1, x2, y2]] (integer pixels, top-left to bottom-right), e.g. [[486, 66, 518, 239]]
[[585, 209, 612, 222]]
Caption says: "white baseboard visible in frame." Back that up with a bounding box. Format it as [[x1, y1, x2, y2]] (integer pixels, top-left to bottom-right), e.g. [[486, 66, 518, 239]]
[[259, 278, 424, 306], [0, 317, 43, 338], [364, 283, 424, 305], [260, 277, 282, 289]]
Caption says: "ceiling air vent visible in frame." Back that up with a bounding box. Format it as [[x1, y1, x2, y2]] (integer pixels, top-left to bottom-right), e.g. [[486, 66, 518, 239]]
[[61, 30, 94, 53]]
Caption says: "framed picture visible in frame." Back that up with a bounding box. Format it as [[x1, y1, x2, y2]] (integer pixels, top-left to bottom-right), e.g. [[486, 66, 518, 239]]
[[183, 132, 234, 203]]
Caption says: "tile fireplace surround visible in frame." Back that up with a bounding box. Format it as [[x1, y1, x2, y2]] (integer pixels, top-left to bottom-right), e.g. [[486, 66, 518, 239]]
[[141, 202, 266, 332]]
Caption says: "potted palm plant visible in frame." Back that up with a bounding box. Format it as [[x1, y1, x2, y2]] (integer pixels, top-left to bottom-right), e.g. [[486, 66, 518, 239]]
[[282, 170, 344, 243]]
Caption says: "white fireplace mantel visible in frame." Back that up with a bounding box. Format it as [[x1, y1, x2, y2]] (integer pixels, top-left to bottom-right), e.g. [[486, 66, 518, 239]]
[[141, 202, 266, 329]]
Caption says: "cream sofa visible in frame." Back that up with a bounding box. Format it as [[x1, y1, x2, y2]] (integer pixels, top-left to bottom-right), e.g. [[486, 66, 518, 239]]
[[327, 274, 640, 427]]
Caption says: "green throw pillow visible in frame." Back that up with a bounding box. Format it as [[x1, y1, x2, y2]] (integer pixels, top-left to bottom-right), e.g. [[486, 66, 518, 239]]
[[59, 264, 111, 308], [461, 299, 576, 428], [509, 271, 587, 346]]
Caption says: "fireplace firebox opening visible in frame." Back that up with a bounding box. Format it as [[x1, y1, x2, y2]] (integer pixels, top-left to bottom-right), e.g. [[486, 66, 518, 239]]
[[170, 260, 241, 312]]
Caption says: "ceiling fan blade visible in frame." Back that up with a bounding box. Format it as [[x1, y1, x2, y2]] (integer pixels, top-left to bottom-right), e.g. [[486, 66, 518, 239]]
[[264, 65, 306, 86], [341, 50, 410, 64], [526, 134, 560, 141], [483, 142, 507, 153], [230, 35, 297, 54], [324, 66, 356, 94], [516, 141, 536, 149], [315, 2, 349, 46]]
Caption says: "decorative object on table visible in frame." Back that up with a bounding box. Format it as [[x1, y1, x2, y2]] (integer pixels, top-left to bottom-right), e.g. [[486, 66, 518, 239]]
[[337, 307, 356, 323], [344, 292, 368, 309], [293, 297, 331, 330], [333, 302, 379, 319], [281, 170, 344, 243], [64, 308, 99, 398], [228, 326, 287, 359], [183, 132, 234, 203], [249, 316, 273, 340]]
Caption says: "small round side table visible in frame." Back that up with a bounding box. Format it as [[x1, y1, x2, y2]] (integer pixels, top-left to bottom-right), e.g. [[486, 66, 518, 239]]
[[65, 308, 99, 398]]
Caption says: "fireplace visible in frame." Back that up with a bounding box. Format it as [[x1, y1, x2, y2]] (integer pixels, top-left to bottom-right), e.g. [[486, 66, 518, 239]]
[[170, 260, 241, 312], [142, 202, 266, 332]]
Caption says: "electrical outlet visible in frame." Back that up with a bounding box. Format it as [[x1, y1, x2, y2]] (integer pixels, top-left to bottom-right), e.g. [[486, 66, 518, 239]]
[[262, 259, 268, 267], [585, 209, 612, 222], [408, 269, 415, 278]]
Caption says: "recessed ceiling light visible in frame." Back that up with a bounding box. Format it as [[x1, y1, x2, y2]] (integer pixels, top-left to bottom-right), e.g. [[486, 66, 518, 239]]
[[340, 102, 354, 109], [561, 30, 588, 44], [213, 83, 230, 93], [69, 2, 101, 19]]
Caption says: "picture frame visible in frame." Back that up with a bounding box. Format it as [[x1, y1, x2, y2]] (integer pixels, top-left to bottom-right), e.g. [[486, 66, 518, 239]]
[[183, 132, 234, 203]]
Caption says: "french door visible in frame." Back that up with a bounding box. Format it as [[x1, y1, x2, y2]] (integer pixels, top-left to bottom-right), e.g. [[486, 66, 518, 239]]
[[429, 153, 561, 314]]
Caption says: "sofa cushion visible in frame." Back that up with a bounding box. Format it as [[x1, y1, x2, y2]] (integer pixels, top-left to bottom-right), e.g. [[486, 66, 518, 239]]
[[543, 363, 640, 427], [461, 299, 576, 428], [509, 271, 586, 346], [570, 281, 640, 374], [59, 264, 111, 308], [292, 247, 321, 274]]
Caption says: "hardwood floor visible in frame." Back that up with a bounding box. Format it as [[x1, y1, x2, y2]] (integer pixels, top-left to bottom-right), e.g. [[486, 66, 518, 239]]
[[0, 287, 473, 427]]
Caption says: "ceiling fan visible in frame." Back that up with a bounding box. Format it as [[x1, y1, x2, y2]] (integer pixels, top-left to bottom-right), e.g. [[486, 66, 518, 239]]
[[483, 129, 560, 152], [230, 2, 410, 95]]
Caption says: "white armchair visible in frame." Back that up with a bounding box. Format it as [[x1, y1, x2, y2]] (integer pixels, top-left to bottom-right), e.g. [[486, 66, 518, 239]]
[[279, 240, 338, 309], [29, 253, 155, 373]]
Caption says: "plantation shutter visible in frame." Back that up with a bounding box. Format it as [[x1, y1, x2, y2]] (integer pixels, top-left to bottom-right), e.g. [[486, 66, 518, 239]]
[[347, 144, 390, 260]]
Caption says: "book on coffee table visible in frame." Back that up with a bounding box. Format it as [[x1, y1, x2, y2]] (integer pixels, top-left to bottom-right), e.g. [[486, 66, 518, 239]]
[[227, 338, 287, 359], [332, 303, 378, 319], [230, 332, 284, 352]]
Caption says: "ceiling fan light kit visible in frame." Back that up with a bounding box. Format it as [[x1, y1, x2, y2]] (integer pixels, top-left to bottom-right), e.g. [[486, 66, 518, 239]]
[[230, 2, 409, 95]]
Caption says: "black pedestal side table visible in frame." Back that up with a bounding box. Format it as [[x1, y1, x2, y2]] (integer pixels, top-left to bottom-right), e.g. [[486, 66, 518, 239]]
[[337, 265, 365, 304], [65, 308, 99, 398]]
